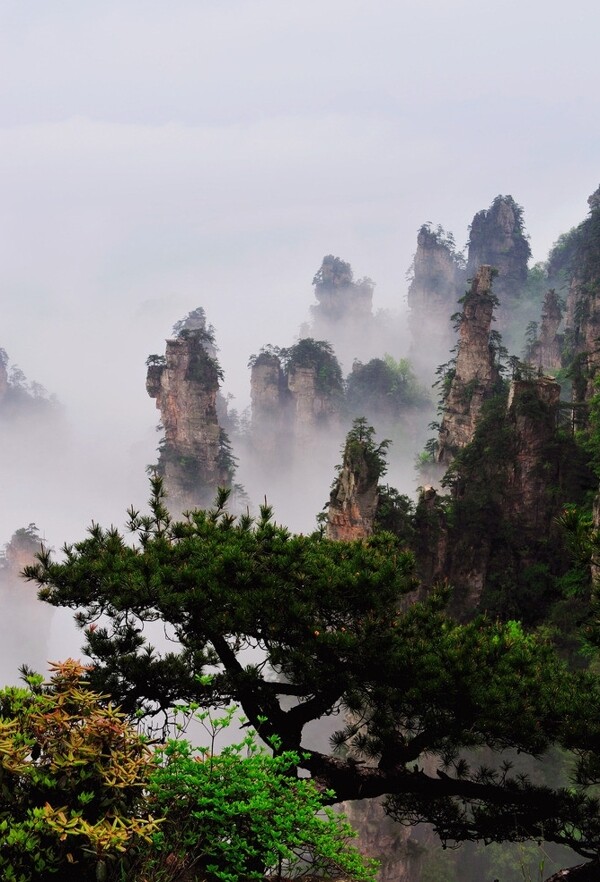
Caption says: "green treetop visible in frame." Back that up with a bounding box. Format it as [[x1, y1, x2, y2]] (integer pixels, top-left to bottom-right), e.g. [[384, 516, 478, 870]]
[[22, 476, 600, 879]]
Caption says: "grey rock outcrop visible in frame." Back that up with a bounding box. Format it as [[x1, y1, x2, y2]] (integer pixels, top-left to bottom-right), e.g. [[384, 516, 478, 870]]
[[437, 266, 499, 465], [528, 289, 563, 373], [326, 437, 379, 541], [311, 254, 373, 324], [0, 355, 7, 404], [467, 195, 531, 306], [505, 377, 561, 532], [563, 185, 600, 406], [146, 311, 233, 511], [407, 224, 466, 374], [249, 339, 343, 460], [427, 377, 564, 614]]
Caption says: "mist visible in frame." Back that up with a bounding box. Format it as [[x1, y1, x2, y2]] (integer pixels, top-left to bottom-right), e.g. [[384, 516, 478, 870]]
[[1, 7, 599, 880], [0, 131, 594, 677]]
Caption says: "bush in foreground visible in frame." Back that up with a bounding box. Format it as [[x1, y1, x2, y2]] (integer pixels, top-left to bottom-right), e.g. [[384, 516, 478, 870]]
[[0, 662, 375, 882]]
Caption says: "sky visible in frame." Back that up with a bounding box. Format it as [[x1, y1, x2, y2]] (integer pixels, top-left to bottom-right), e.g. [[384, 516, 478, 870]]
[[1, 0, 599, 554]]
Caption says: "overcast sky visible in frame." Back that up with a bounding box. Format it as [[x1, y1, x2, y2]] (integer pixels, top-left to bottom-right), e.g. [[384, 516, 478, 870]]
[[1, 0, 599, 545]]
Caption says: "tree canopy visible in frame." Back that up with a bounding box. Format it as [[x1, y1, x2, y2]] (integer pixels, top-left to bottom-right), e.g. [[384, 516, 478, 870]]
[[346, 355, 427, 416], [22, 474, 600, 879]]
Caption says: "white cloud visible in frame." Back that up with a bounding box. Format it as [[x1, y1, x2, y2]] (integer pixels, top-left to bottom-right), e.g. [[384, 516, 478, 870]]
[[0, 0, 598, 556]]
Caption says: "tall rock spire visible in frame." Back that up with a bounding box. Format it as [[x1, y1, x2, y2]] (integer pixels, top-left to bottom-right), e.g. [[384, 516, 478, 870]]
[[146, 308, 233, 511], [437, 266, 500, 465], [407, 224, 465, 376], [326, 420, 384, 541], [466, 195, 530, 307]]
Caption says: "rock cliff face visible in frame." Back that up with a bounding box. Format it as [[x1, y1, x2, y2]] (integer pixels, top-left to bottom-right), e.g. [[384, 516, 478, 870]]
[[324, 425, 423, 882], [0, 348, 58, 419], [249, 352, 290, 464], [250, 353, 286, 420], [592, 490, 600, 587], [414, 485, 449, 588], [308, 255, 380, 368], [466, 195, 531, 306], [504, 378, 561, 531], [249, 339, 343, 460], [0, 525, 41, 578], [326, 435, 379, 541], [528, 289, 563, 373], [407, 224, 465, 374], [406, 197, 529, 379], [147, 311, 233, 512], [425, 377, 572, 616], [437, 266, 499, 465], [287, 364, 339, 441], [311, 254, 373, 324], [342, 799, 420, 882], [563, 186, 600, 405], [0, 525, 54, 678], [0, 355, 7, 403], [457, 377, 562, 612]]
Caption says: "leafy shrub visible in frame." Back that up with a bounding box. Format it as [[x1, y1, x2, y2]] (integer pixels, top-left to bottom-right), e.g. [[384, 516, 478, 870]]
[[0, 660, 157, 882], [346, 355, 426, 417], [248, 339, 343, 397], [141, 706, 377, 882], [0, 665, 375, 882]]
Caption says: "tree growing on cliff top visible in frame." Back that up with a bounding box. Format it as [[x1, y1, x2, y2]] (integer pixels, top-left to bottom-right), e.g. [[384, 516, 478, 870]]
[[24, 475, 600, 881]]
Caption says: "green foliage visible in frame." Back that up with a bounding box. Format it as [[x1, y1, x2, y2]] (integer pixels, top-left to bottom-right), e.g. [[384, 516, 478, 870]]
[[0, 524, 43, 574], [375, 485, 416, 545], [283, 338, 344, 397], [576, 377, 600, 479], [433, 358, 457, 414], [0, 662, 374, 882], [524, 320, 539, 355], [406, 223, 465, 283], [346, 355, 427, 417], [553, 205, 600, 403], [338, 417, 390, 485], [311, 256, 374, 320], [148, 310, 224, 389], [12, 523, 41, 544], [248, 339, 343, 397], [0, 349, 55, 416], [156, 308, 226, 389], [419, 845, 460, 882], [313, 254, 354, 288], [547, 226, 585, 291], [26, 475, 418, 729], [0, 660, 157, 882], [488, 328, 509, 372], [145, 354, 166, 368], [557, 505, 600, 652], [524, 261, 551, 301], [440, 386, 594, 636], [23, 477, 600, 865], [247, 343, 283, 369], [420, 223, 465, 265], [442, 391, 512, 500], [331, 420, 416, 544], [172, 307, 216, 344], [469, 195, 532, 272], [217, 429, 237, 484], [142, 707, 377, 882], [185, 338, 224, 386]]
